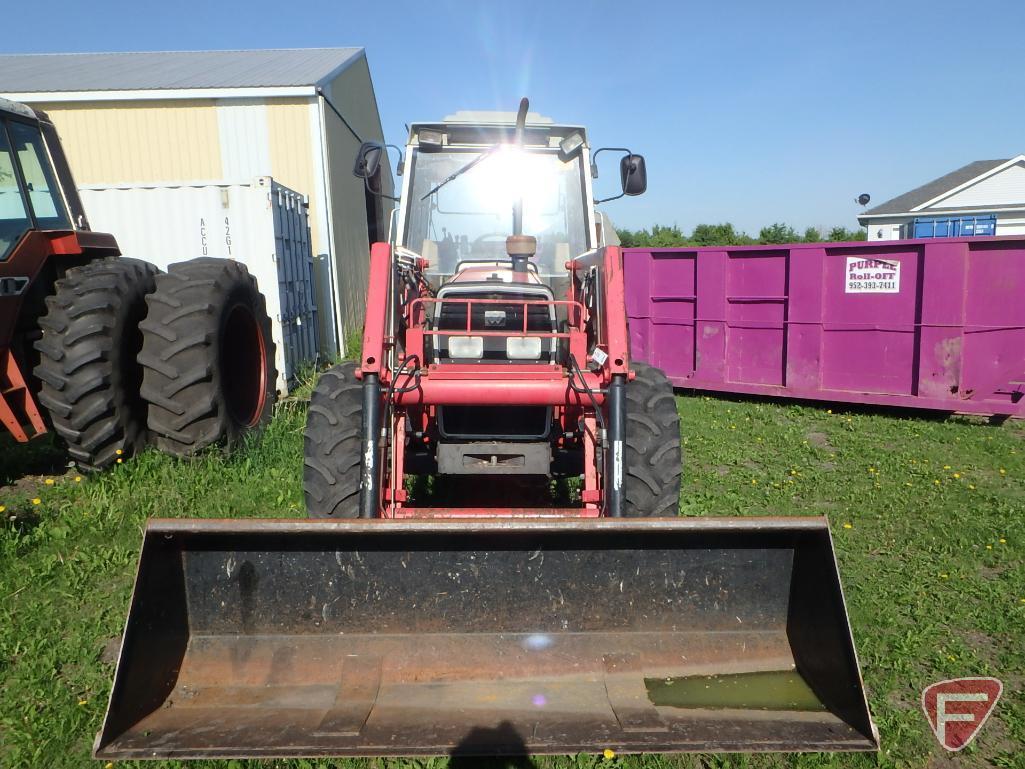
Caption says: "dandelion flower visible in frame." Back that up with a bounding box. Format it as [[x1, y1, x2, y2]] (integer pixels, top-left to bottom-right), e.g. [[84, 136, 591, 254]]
[[826, 409, 832, 414], [953, 473, 961, 479], [751, 479, 758, 485], [116, 458, 123, 464], [790, 469, 797, 476], [74, 476, 82, 483], [115, 449, 123, 456], [933, 479, 941, 485], [868, 467, 876, 473], [999, 468, 1006, 475], [943, 465, 951, 470], [843, 523, 853, 529], [940, 573, 949, 579], [603, 749, 616, 760], [0, 505, 5, 513], [31, 498, 40, 505], [968, 484, 976, 490], [44, 478, 54, 486], [999, 538, 1007, 544], [78, 699, 87, 706]]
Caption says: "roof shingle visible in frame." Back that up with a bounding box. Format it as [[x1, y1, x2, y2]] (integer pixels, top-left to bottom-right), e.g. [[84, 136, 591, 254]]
[[863, 159, 1008, 216], [0, 48, 363, 93]]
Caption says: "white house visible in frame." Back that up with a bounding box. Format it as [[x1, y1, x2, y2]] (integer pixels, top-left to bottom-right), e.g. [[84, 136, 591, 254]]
[[859, 155, 1025, 241]]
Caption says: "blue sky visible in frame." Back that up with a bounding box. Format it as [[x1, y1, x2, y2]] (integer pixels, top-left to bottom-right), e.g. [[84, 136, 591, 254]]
[[9, 0, 1025, 234]]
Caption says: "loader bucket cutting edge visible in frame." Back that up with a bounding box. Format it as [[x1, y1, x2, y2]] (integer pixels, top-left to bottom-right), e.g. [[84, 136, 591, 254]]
[[95, 517, 877, 758]]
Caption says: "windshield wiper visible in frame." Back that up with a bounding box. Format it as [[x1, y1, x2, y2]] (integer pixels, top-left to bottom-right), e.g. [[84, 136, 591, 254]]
[[420, 145, 497, 200]]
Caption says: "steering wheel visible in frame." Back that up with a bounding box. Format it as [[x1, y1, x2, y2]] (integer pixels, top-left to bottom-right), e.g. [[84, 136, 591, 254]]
[[472, 233, 511, 249]]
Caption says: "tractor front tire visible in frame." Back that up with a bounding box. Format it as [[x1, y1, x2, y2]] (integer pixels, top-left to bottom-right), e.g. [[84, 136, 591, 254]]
[[138, 258, 276, 457], [622, 361, 682, 517], [33, 257, 160, 471], [303, 361, 363, 518]]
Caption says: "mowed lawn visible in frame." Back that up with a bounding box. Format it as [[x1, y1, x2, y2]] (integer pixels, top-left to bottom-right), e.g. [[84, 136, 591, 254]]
[[1, 387, 1023, 769]]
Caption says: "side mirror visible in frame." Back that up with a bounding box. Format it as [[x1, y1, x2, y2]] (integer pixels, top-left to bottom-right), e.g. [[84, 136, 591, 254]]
[[620, 154, 647, 196], [353, 141, 385, 180]]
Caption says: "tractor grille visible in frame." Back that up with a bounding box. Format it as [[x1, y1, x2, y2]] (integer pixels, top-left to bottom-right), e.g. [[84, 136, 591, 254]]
[[438, 405, 552, 440]]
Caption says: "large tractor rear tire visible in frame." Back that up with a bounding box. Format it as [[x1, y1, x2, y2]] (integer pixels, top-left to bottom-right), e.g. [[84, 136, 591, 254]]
[[622, 361, 682, 517], [33, 258, 160, 471], [138, 258, 276, 457], [303, 361, 363, 518]]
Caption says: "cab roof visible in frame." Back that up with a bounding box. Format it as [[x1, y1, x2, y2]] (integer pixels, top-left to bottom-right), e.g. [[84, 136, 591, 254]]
[[0, 97, 38, 121]]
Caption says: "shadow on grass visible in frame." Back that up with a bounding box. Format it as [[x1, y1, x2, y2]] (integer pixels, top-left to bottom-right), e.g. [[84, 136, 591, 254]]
[[0, 433, 68, 488]]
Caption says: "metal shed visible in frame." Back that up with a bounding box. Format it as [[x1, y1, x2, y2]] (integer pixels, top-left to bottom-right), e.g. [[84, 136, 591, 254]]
[[0, 48, 394, 357]]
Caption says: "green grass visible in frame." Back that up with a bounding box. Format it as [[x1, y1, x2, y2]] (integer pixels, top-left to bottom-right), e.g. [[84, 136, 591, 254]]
[[2, 391, 1024, 769]]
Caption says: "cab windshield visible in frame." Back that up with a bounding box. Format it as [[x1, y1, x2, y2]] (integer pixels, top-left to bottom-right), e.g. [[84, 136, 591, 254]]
[[403, 145, 589, 277]]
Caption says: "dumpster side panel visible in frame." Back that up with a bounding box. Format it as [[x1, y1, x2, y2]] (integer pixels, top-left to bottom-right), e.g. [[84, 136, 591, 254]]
[[624, 238, 1025, 415], [820, 244, 921, 395]]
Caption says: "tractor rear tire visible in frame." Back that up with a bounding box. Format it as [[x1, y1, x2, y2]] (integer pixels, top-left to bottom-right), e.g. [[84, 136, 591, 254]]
[[138, 258, 276, 457], [33, 257, 160, 471], [622, 361, 682, 517], [303, 361, 364, 518]]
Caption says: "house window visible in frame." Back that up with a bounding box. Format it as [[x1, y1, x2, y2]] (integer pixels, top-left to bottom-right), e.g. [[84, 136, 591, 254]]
[[912, 215, 996, 238]]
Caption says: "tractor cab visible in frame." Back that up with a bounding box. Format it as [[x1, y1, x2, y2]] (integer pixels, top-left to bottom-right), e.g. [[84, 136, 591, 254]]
[[0, 97, 87, 261], [353, 104, 646, 374], [397, 112, 597, 280]]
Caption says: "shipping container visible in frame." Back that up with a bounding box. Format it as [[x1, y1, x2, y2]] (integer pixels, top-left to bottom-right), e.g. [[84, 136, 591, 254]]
[[80, 178, 319, 394], [624, 238, 1025, 416], [912, 215, 997, 238]]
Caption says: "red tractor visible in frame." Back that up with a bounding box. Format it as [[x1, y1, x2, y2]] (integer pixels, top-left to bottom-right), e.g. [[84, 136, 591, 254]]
[[96, 101, 876, 759], [0, 97, 276, 471], [304, 102, 681, 519]]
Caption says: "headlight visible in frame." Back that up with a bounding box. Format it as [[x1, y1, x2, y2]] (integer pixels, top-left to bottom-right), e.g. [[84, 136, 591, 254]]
[[506, 336, 542, 360], [447, 335, 484, 359]]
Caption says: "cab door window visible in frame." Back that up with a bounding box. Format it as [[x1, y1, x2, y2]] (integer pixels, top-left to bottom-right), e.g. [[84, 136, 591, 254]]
[[0, 121, 31, 260], [8, 120, 71, 231]]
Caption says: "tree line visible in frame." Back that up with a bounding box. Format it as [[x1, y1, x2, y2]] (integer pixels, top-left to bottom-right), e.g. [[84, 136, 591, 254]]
[[616, 222, 867, 248]]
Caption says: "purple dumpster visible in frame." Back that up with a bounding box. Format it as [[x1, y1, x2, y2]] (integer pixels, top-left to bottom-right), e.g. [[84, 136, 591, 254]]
[[624, 237, 1025, 416]]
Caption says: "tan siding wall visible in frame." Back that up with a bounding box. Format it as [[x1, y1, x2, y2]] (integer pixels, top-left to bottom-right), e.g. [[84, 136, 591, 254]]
[[266, 98, 319, 252], [34, 100, 222, 184]]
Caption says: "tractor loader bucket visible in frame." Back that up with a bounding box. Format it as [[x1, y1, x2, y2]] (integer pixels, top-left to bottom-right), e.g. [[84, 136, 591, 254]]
[[95, 517, 877, 759]]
